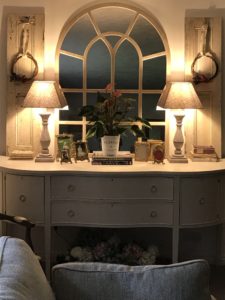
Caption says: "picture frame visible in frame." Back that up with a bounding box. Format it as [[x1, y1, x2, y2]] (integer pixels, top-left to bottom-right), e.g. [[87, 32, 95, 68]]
[[148, 139, 164, 161], [134, 142, 150, 162], [148, 140, 165, 163], [75, 141, 89, 162], [56, 134, 74, 162], [60, 148, 72, 164], [152, 144, 165, 164]]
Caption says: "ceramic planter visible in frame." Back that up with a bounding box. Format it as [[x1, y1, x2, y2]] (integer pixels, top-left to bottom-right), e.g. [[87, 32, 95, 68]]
[[101, 135, 120, 156]]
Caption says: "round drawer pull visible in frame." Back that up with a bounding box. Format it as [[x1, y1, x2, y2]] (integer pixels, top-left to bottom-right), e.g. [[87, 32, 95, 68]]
[[67, 184, 75, 192], [67, 210, 75, 218], [151, 185, 157, 193], [199, 197, 205, 205], [150, 211, 157, 218], [19, 194, 26, 202]]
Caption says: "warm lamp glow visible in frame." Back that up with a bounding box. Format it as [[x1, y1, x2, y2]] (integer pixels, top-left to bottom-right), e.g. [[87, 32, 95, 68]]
[[157, 82, 202, 163], [23, 81, 67, 108], [23, 81, 67, 162], [157, 82, 202, 110]]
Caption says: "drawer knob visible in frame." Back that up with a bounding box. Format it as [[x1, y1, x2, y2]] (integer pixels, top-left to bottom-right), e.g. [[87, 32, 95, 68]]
[[19, 194, 26, 202], [150, 211, 157, 218], [67, 185, 75, 192], [199, 197, 205, 205], [151, 185, 157, 193], [67, 210, 75, 218]]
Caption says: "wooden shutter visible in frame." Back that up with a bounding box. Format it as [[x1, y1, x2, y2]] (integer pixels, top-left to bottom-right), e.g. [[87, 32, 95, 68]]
[[6, 14, 44, 157], [185, 17, 222, 157]]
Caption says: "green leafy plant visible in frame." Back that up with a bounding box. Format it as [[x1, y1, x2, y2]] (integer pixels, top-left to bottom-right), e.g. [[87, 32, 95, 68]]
[[79, 83, 151, 139]]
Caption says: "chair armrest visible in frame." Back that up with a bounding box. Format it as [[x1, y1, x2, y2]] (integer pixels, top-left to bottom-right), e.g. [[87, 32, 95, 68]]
[[0, 213, 35, 250]]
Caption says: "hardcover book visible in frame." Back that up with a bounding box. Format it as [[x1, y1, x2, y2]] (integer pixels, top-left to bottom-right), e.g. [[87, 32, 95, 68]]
[[92, 151, 133, 165], [190, 151, 219, 162]]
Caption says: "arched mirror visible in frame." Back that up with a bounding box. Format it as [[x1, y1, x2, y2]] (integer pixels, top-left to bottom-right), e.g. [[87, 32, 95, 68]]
[[57, 4, 170, 152]]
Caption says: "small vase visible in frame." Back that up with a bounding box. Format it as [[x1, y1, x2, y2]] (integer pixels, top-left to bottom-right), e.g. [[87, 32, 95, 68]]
[[101, 135, 120, 157]]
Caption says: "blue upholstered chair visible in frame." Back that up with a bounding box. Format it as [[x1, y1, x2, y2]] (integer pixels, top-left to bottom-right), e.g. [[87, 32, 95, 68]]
[[52, 260, 215, 300], [0, 214, 216, 300], [0, 213, 54, 299], [0, 236, 54, 300]]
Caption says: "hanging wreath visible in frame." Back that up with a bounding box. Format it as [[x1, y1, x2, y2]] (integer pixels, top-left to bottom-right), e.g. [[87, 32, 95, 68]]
[[10, 52, 38, 82], [10, 25, 39, 83], [191, 52, 218, 84], [191, 22, 219, 84]]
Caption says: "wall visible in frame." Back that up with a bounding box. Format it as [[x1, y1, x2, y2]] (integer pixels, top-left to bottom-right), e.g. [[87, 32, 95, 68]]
[[0, 0, 225, 154]]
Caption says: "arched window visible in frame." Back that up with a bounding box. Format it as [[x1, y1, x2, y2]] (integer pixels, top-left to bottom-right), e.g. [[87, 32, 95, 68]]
[[57, 4, 170, 151]]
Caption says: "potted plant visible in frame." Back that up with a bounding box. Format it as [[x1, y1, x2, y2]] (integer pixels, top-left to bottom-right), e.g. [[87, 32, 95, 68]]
[[79, 83, 151, 156]]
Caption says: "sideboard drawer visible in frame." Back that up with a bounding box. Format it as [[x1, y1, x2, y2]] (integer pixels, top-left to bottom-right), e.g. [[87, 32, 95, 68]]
[[51, 201, 174, 226], [180, 177, 220, 225], [5, 174, 44, 223], [50, 176, 174, 201]]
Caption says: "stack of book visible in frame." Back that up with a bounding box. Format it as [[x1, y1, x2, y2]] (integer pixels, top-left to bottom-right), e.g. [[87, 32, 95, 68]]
[[91, 151, 133, 165], [190, 145, 219, 162]]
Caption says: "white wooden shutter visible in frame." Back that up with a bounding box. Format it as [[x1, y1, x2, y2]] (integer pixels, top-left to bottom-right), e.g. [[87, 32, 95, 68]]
[[185, 17, 222, 157], [6, 14, 44, 157]]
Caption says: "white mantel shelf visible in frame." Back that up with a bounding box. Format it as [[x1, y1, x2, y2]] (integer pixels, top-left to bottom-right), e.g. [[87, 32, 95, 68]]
[[0, 156, 225, 174]]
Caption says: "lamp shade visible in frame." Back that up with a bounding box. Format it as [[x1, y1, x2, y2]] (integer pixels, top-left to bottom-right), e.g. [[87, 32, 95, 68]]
[[157, 82, 202, 109], [23, 81, 67, 108]]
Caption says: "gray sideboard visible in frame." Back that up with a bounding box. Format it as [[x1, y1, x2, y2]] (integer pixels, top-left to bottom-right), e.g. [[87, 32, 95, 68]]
[[0, 156, 225, 277]]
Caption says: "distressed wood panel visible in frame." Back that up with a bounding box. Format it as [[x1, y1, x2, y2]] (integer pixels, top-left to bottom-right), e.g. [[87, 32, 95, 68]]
[[185, 17, 222, 157], [6, 14, 44, 157], [196, 92, 212, 146]]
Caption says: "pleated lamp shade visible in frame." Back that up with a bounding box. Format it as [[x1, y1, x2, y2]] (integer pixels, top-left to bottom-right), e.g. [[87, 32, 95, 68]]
[[23, 81, 67, 108], [157, 82, 202, 109]]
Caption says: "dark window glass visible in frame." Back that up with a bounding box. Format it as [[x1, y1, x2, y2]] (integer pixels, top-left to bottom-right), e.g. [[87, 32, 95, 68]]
[[59, 55, 83, 88], [58, 6, 167, 146], [86, 93, 98, 121], [61, 14, 96, 55], [59, 125, 82, 141], [121, 93, 138, 119], [120, 131, 136, 152], [130, 15, 165, 56], [144, 126, 165, 140], [87, 92, 98, 106], [105, 36, 121, 48], [115, 40, 139, 89], [87, 40, 110, 88], [142, 94, 165, 120], [86, 132, 101, 152], [60, 93, 83, 121], [143, 56, 166, 89]]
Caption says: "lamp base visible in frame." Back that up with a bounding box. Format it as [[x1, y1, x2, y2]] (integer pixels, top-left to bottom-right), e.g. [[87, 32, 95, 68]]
[[35, 153, 54, 162], [169, 155, 188, 163]]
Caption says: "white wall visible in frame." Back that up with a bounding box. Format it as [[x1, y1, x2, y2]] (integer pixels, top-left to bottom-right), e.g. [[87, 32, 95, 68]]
[[0, 0, 225, 154]]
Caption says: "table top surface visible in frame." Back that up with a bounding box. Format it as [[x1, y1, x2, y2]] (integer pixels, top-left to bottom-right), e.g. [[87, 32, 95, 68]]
[[1, 156, 225, 175]]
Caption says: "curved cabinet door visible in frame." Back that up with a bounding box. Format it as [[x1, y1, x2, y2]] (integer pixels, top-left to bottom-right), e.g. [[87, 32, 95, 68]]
[[180, 176, 220, 226], [5, 174, 44, 223]]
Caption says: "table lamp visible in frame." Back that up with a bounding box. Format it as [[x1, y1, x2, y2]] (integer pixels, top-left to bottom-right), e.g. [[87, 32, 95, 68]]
[[157, 82, 202, 163], [23, 81, 67, 162]]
